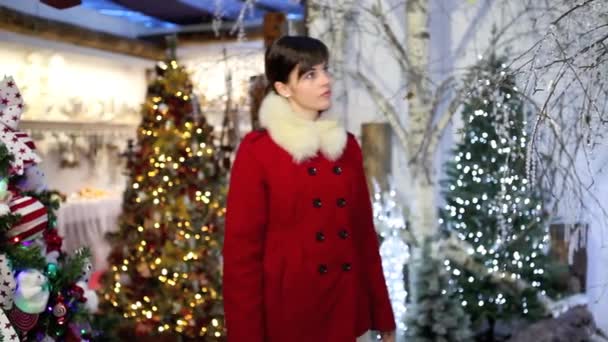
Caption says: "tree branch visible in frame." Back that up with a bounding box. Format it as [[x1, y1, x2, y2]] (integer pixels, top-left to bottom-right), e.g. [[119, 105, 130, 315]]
[[551, 0, 599, 26], [360, 0, 413, 76], [349, 70, 409, 154]]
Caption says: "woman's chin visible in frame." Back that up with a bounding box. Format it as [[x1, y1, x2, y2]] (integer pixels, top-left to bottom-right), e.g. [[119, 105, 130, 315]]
[[317, 100, 332, 112]]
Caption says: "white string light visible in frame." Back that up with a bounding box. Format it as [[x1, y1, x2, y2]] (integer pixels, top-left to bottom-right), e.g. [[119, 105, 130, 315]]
[[372, 178, 409, 335]]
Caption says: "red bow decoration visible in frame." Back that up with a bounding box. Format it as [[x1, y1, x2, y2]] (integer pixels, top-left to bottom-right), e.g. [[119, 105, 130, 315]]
[[68, 284, 87, 303], [43, 229, 63, 253]]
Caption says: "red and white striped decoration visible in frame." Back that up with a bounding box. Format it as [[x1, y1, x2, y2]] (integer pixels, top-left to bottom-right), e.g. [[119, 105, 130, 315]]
[[7, 195, 48, 244]]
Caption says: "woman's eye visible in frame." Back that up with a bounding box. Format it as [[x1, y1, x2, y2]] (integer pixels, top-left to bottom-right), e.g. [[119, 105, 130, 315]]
[[305, 72, 315, 79]]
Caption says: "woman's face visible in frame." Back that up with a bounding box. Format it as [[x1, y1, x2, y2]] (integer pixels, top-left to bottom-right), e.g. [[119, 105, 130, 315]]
[[278, 62, 332, 114]]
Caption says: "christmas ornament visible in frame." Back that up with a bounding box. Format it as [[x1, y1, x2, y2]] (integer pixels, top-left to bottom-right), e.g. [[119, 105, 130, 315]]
[[14, 164, 48, 193], [68, 284, 86, 303], [155, 61, 168, 77], [77, 280, 98, 313], [52, 293, 69, 328], [0, 177, 11, 215], [45, 262, 59, 279], [69, 252, 99, 313], [0, 253, 16, 309], [43, 228, 63, 254], [78, 253, 93, 284], [52, 301, 67, 318], [7, 194, 48, 243], [0, 176, 8, 197], [14, 269, 50, 314], [42, 237, 61, 264], [8, 305, 39, 333]]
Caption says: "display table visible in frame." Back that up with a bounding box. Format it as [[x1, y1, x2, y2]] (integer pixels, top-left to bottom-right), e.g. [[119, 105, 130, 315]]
[[56, 196, 122, 272]]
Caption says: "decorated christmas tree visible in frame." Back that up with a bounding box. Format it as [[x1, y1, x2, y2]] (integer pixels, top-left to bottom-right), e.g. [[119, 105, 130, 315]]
[[0, 76, 97, 341], [439, 55, 559, 337], [101, 60, 227, 339], [405, 236, 473, 342]]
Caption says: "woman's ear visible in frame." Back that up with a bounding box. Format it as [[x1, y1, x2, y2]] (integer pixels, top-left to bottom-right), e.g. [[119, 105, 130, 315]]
[[273, 81, 291, 98]]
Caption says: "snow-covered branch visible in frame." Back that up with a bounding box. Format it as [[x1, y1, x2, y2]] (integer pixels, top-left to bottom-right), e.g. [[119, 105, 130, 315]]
[[349, 70, 409, 153]]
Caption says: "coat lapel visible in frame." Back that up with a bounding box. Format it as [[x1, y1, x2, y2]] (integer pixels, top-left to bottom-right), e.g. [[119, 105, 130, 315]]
[[259, 92, 347, 163]]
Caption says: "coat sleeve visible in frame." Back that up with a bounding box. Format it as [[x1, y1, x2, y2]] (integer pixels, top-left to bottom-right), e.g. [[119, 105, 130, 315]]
[[223, 133, 268, 342], [351, 137, 396, 332]]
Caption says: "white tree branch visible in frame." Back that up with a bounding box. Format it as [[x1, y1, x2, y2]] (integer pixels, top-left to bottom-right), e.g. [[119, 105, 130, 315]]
[[349, 70, 409, 154]]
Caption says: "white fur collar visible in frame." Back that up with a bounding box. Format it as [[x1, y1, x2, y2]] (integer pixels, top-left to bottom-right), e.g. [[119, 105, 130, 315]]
[[259, 92, 347, 163]]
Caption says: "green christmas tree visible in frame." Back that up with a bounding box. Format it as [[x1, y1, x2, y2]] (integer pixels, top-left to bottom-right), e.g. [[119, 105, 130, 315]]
[[439, 55, 559, 337], [405, 236, 472, 342], [101, 60, 227, 340]]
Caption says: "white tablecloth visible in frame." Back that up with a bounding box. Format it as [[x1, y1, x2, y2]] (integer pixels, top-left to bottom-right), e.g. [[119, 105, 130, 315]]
[[56, 196, 122, 271]]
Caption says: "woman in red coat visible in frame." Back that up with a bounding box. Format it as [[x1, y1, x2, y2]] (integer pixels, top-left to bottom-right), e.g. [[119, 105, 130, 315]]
[[223, 36, 396, 342]]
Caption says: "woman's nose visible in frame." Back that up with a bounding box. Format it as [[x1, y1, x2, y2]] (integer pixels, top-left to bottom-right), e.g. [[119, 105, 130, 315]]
[[320, 71, 332, 85]]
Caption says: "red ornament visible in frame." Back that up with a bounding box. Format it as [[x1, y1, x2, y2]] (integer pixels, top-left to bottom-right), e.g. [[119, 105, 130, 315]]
[[43, 229, 63, 253], [68, 285, 86, 303], [8, 194, 48, 243], [52, 302, 67, 318]]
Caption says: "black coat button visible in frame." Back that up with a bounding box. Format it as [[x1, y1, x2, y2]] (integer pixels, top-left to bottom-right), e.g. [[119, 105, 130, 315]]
[[316, 231, 325, 242], [318, 264, 328, 275], [308, 167, 318, 176], [336, 198, 347, 207], [313, 198, 322, 208], [333, 166, 343, 175], [342, 263, 352, 272], [338, 229, 349, 239]]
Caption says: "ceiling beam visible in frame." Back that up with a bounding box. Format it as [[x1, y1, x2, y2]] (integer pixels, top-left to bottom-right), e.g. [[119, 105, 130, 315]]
[[247, 1, 276, 13], [177, 0, 269, 23], [246, 0, 304, 15], [143, 25, 264, 45], [0, 5, 166, 60]]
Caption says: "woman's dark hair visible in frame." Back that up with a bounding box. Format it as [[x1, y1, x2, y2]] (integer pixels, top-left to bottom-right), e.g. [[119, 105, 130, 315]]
[[265, 36, 329, 94]]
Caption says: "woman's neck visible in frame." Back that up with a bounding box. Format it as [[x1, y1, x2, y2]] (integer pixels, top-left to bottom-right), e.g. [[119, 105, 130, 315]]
[[287, 99, 319, 121]]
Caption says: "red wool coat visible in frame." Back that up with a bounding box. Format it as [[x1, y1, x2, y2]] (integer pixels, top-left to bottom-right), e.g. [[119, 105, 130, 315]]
[[223, 93, 395, 342]]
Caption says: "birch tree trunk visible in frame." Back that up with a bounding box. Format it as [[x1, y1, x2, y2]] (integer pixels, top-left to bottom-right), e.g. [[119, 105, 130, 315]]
[[309, 0, 439, 236], [405, 0, 437, 238]]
